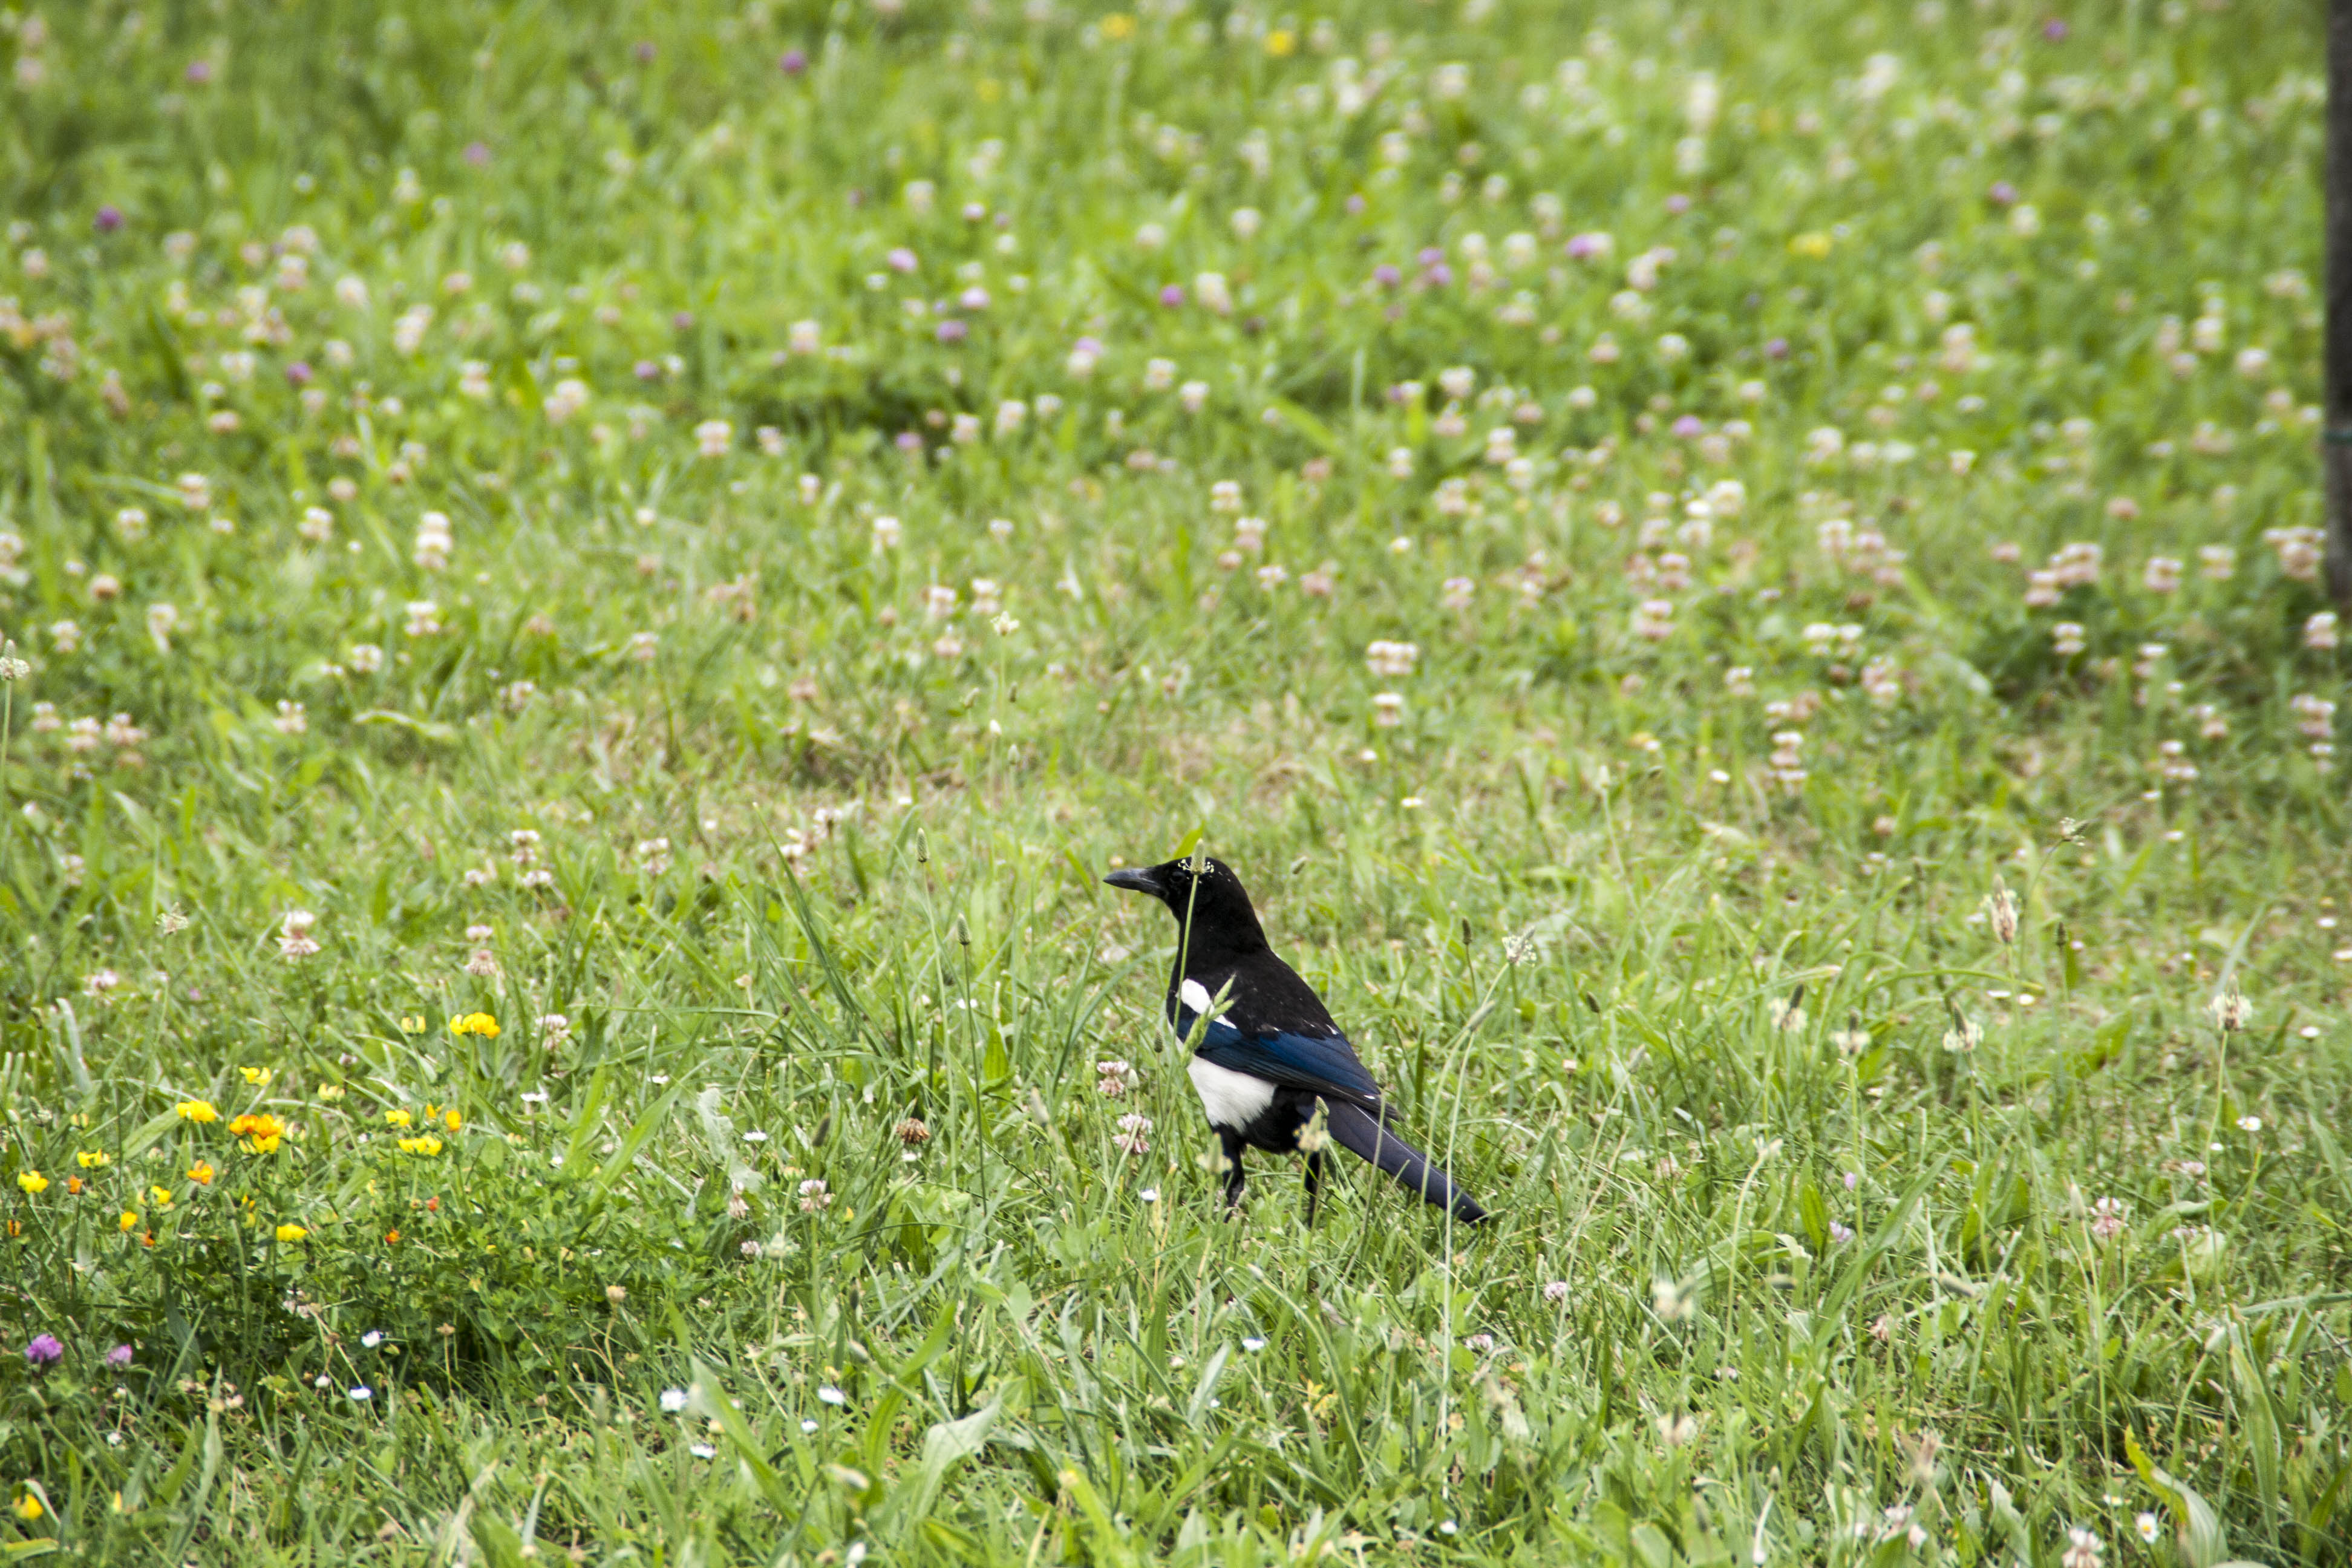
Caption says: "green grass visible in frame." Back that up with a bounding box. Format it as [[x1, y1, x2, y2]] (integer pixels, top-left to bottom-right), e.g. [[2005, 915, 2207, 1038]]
[[0, 0, 2348, 1562]]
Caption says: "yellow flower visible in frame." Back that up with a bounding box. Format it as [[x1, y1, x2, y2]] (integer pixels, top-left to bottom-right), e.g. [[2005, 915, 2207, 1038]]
[[12, 1492, 41, 1521], [446, 1012, 500, 1039], [230, 1113, 285, 1154], [399, 1015, 426, 1035], [119, 1209, 140, 1233], [186, 1161, 215, 1186], [443, 1108, 463, 1132], [76, 1150, 111, 1169], [176, 1100, 218, 1123], [396, 1135, 445, 1157], [1264, 27, 1296, 56], [241, 1065, 273, 1086], [1100, 11, 1135, 39], [316, 1083, 346, 1102], [384, 1109, 413, 1129], [1788, 231, 1834, 259], [275, 1223, 309, 1243], [148, 1186, 174, 1209], [16, 1171, 48, 1195]]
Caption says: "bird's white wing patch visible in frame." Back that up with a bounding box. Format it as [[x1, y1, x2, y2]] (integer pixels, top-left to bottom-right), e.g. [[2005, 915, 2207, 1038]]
[[1178, 978, 1214, 1016], [1187, 1056, 1276, 1129]]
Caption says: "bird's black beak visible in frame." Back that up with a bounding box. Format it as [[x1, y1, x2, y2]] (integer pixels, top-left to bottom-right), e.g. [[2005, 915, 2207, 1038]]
[[1103, 866, 1163, 897]]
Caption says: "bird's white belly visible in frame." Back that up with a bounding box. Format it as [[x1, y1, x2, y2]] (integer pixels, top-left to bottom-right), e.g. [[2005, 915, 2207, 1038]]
[[1187, 1056, 1276, 1129]]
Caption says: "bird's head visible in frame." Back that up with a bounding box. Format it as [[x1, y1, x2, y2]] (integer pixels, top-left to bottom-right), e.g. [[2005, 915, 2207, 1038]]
[[1104, 854, 1265, 947]]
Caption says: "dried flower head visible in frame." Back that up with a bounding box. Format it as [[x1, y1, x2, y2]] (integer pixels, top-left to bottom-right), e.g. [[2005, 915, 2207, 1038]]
[[1985, 883, 2020, 944]]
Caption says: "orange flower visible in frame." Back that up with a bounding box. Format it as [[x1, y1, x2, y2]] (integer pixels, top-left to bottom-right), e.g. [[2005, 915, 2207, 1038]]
[[186, 1161, 215, 1186]]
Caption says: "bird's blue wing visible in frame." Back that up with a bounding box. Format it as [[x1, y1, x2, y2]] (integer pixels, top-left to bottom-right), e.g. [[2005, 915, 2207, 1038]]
[[1174, 1005, 1382, 1106]]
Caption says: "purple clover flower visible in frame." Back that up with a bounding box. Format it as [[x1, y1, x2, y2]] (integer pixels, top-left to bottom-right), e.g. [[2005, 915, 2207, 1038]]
[[886, 247, 918, 274], [106, 1344, 134, 1369], [1671, 414, 1704, 439], [1664, 193, 1691, 215], [284, 361, 313, 387], [1987, 181, 2018, 206], [463, 142, 491, 167], [779, 48, 808, 74], [1373, 264, 1400, 289], [94, 205, 124, 234], [185, 60, 214, 85], [1763, 337, 1791, 360], [632, 359, 661, 381], [1344, 194, 1367, 216], [894, 431, 924, 453], [935, 319, 968, 345], [958, 286, 990, 312], [1158, 284, 1185, 307], [25, 1334, 62, 1368]]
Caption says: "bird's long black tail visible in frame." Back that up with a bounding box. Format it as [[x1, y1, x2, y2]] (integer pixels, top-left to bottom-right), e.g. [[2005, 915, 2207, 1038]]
[[1325, 1102, 1489, 1223]]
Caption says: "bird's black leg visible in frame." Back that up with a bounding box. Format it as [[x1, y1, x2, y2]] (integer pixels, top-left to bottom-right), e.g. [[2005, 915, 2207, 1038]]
[[1220, 1130, 1248, 1214], [1302, 1148, 1328, 1228]]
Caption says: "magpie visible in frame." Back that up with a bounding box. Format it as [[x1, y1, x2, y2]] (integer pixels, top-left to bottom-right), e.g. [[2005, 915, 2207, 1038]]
[[1104, 855, 1489, 1225]]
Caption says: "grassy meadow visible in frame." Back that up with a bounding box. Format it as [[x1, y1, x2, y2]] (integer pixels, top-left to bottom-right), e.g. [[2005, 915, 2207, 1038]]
[[2, 0, 2350, 1561]]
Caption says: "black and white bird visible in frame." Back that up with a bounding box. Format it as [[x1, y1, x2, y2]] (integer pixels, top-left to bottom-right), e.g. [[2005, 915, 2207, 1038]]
[[1105, 855, 1489, 1225]]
